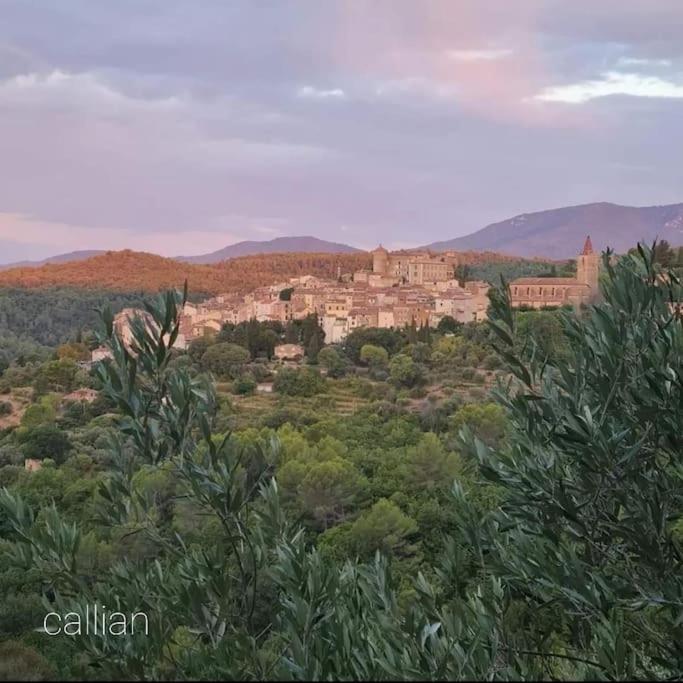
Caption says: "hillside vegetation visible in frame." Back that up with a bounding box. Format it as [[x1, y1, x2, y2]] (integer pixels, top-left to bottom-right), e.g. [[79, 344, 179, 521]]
[[0, 248, 559, 295], [0, 250, 373, 294]]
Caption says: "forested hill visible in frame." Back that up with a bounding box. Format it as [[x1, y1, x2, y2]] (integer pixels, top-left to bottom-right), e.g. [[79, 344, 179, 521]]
[[0, 248, 561, 295], [0, 250, 372, 294], [0, 288, 157, 364]]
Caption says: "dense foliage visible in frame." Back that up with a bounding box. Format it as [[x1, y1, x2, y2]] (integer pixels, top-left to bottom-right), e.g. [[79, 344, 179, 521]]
[[463, 258, 576, 284], [0, 287, 154, 364], [0, 248, 559, 295], [0, 251, 372, 294]]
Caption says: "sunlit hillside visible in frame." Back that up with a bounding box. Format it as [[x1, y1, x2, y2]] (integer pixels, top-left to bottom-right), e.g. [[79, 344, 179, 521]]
[[0, 248, 558, 294], [0, 250, 373, 294]]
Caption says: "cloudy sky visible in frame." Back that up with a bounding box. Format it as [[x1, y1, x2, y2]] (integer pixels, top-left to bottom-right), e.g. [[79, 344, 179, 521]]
[[1, 0, 682, 262]]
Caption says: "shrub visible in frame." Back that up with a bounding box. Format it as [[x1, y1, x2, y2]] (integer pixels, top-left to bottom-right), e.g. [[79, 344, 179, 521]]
[[389, 355, 425, 388], [273, 367, 325, 397], [343, 327, 406, 363], [201, 342, 250, 379], [0, 400, 12, 416], [187, 335, 215, 363], [436, 315, 462, 334], [246, 363, 271, 383], [59, 400, 93, 428], [0, 591, 45, 635], [408, 386, 427, 399], [19, 424, 72, 464], [0, 640, 54, 681], [451, 402, 508, 449], [33, 359, 78, 394], [482, 353, 501, 370], [0, 463, 22, 487], [348, 499, 418, 558], [359, 344, 389, 369], [460, 367, 476, 381], [90, 392, 116, 417], [232, 375, 257, 395], [317, 347, 347, 378]]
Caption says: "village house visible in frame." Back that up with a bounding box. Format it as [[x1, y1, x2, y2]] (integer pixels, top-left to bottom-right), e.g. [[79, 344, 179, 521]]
[[63, 388, 100, 403], [274, 343, 305, 361]]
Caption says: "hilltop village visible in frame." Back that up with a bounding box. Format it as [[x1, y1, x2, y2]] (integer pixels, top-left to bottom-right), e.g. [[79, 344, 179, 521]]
[[100, 239, 603, 359], [181, 246, 493, 348], [189, 248, 490, 348], [105, 247, 489, 352]]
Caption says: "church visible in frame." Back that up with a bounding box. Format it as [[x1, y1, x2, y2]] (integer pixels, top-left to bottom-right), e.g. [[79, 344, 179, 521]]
[[509, 236, 600, 309]]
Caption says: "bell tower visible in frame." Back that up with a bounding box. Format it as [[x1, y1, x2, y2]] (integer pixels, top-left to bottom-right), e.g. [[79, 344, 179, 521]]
[[372, 244, 389, 275], [576, 235, 599, 292]]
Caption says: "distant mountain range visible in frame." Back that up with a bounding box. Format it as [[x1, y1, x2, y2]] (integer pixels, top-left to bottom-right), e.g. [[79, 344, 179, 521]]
[[175, 235, 360, 264], [424, 202, 683, 259], [0, 250, 105, 271], [0, 236, 360, 270], [2, 203, 682, 269]]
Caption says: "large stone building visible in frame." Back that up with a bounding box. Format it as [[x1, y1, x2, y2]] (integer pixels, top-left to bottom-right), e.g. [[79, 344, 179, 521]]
[[369, 245, 457, 285], [510, 236, 600, 309]]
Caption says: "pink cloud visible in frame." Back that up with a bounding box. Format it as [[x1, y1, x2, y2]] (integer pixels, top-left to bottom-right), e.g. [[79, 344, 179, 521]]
[[325, 3, 597, 127]]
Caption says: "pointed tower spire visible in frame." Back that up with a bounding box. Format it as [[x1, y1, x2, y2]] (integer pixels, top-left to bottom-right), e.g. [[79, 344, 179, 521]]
[[581, 235, 593, 255]]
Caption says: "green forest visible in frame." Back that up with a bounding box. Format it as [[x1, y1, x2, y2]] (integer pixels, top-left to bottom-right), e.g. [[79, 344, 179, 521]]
[[0, 245, 681, 680], [0, 288, 157, 367]]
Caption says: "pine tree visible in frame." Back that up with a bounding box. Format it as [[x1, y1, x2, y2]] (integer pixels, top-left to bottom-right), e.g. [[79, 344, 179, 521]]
[[306, 331, 321, 362], [407, 318, 417, 344]]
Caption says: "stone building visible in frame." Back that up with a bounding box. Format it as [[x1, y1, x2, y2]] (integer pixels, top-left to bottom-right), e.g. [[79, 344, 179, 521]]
[[274, 344, 305, 361], [509, 236, 600, 309], [369, 245, 457, 285]]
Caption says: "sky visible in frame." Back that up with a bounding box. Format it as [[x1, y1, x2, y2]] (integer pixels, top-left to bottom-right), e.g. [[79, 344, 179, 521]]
[[0, 0, 682, 262]]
